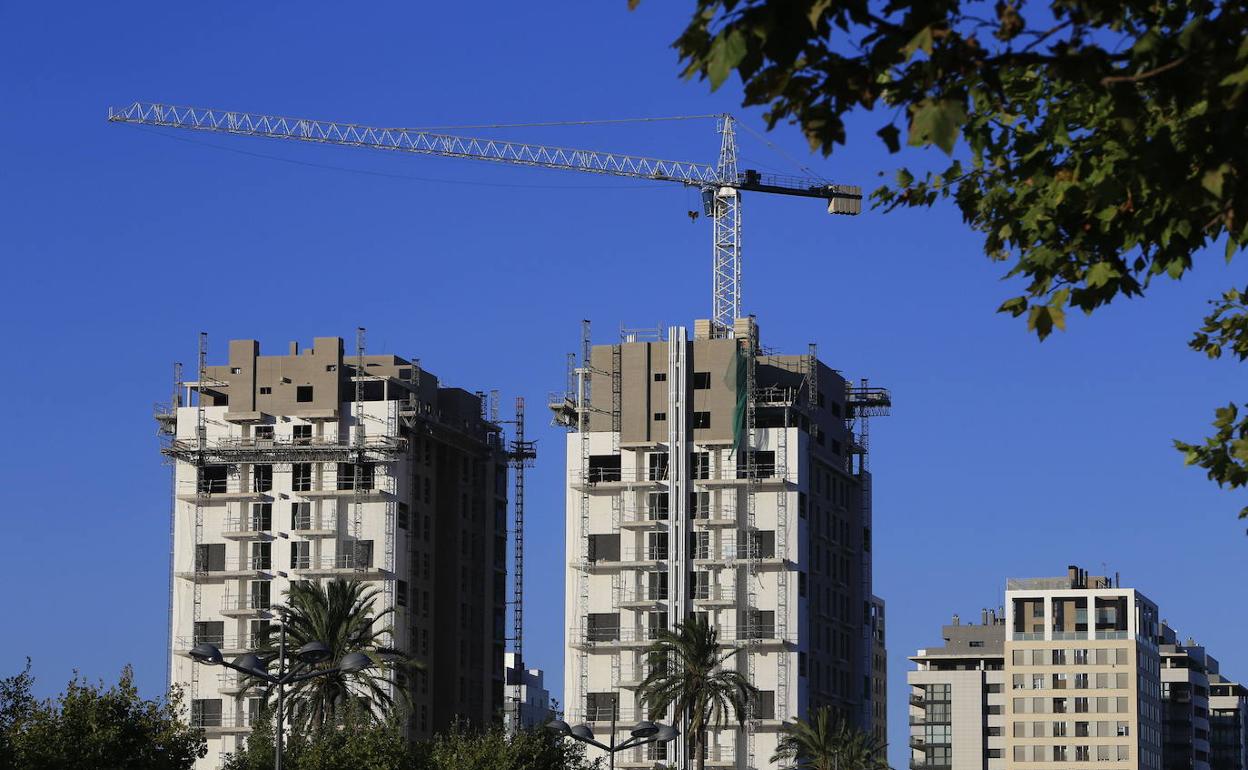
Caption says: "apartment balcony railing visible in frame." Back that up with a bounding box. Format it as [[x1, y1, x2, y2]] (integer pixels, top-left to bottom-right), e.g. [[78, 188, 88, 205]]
[[618, 508, 670, 528], [570, 624, 789, 648], [222, 516, 272, 538], [176, 635, 257, 656], [295, 554, 386, 577], [190, 711, 260, 734], [178, 557, 271, 580], [220, 593, 271, 616], [691, 584, 737, 605], [618, 588, 668, 606]]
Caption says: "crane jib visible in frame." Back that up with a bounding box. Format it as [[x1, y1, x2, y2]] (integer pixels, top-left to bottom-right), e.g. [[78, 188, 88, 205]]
[[108, 101, 862, 330]]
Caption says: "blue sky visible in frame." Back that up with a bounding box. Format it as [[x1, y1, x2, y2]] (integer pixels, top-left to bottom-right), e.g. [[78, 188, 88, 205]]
[[1, 3, 1243, 767]]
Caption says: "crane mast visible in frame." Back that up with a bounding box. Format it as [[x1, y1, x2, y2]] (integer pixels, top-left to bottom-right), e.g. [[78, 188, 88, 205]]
[[108, 101, 861, 333]]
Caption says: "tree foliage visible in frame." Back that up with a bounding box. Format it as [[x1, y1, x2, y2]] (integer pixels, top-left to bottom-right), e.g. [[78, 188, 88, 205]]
[[648, 0, 1248, 517], [248, 579, 414, 731], [771, 706, 889, 770], [637, 616, 756, 770], [224, 715, 599, 770], [0, 661, 205, 770]]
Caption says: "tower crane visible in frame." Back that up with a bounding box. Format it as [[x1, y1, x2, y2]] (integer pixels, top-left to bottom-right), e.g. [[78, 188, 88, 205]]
[[107, 101, 862, 334]]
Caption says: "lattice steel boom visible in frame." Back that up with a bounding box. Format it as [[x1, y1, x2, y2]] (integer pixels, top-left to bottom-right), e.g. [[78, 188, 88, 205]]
[[108, 101, 862, 331]]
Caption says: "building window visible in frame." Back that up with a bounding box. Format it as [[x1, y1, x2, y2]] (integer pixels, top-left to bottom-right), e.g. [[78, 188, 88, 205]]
[[293, 424, 313, 444], [292, 463, 313, 492], [646, 531, 669, 560], [647, 452, 669, 481], [647, 571, 668, 601], [191, 699, 222, 728], [255, 425, 274, 440], [692, 411, 711, 429], [249, 542, 271, 570], [249, 580, 270, 610], [198, 465, 228, 494], [653, 412, 667, 421], [588, 454, 622, 483], [691, 451, 711, 480], [290, 502, 311, 530], [647, 492, 669, 520], [251, 464, 273, 493], [337, 462, 375, 491], [752, 690, 775, 720], [250, 503, 272, 531], [290, 541, 310, 570], [193, 621, 224, 646], [259, 386, 272, 395], [586, 614, 620, 642], [397, 579, 408, 607], [230, 367, 242, 375], [296, 385, 314, 402], [692, 372, 711, 389], [690, 490, 710, 518], [587, 534, 619, 563], [653, 372, 667, 382], [194, 543, 225, 572], [585, 692, 618, 722]]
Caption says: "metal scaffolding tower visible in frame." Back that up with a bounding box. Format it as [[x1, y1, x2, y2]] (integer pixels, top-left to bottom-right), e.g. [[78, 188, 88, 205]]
[[505, 396, 537, 729]]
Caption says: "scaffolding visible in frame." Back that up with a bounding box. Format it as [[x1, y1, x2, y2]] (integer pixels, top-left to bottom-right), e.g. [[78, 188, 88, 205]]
[[739, 325, 761, 770], [505, 397, 537, 730]]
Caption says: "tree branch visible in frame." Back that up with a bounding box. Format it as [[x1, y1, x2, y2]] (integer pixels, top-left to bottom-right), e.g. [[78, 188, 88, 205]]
[[1101, 55, 1188, 85]]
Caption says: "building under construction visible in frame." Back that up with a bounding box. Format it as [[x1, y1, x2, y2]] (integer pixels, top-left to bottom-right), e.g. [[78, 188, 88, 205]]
[[159, 334, 519, 767], [552, 316, 889, 769]]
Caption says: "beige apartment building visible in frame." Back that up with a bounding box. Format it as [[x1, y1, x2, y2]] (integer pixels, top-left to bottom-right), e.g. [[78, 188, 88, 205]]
[[160, 335, 509, 767], [552, 317, 889, 769], [910, 569, 1247, 770], [1002, 567, 1164, 770]]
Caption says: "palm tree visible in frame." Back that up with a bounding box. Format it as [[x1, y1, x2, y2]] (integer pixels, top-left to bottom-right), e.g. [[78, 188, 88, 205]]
[[771, 706, 889, 770], [637, 616, 757, 770], [247, 578, 412, 731]]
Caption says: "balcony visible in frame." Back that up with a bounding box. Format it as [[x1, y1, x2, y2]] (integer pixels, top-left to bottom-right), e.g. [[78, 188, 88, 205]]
[[619, 508, 670, 530], [175, 635, 253, 657], [191, 711, 257, 736], [618, 588, 667, 608], [295, 554, 387, 579], [581, 547, 668, 571], [176, 558, 270, 582], [290, 514, 336, 537], [220, 593, 271, 618], [692, 584, 737, 607], [222, 517, 271, 540]]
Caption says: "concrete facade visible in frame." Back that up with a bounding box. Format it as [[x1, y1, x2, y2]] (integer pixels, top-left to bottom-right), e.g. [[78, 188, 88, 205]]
[[162, 336, 508, 767], [555, 318, 887, 769]]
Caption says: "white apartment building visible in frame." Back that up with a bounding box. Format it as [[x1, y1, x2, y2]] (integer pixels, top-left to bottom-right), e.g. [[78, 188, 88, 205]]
[[553, 318, 888, 769], [504, 651, 554, 730], [162, 336, 508, 767]]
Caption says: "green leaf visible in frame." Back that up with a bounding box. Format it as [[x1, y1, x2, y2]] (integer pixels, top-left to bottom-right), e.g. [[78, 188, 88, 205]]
[[896, 167, 914, 186], [908, 98, 967, 155], [1202, 165, 1228, 198], [1086, 262, 1120, 288], [808, 0, 833, 28], [877, 124, 901, 153], [903, 26, 933, 60], [1219, 66, 1248, 87], [707, 28, 747, 90]]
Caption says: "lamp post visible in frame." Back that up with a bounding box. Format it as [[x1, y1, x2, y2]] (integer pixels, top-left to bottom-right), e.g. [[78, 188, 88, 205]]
[[189, 623, 372, 770], [547, 713, 679, 770]]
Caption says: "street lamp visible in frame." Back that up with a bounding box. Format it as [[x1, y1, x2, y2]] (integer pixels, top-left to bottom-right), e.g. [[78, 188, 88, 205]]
[[547, 713, 679, 770], [189, 626, 373, 770]]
